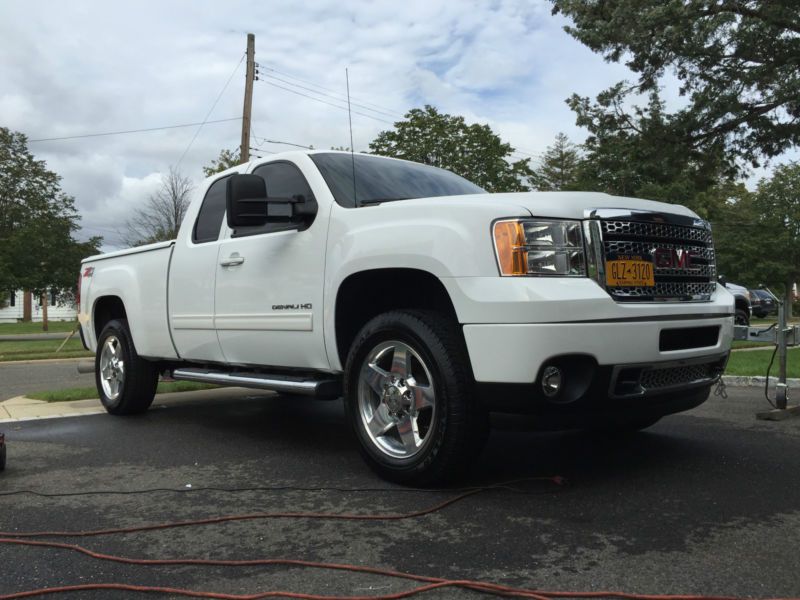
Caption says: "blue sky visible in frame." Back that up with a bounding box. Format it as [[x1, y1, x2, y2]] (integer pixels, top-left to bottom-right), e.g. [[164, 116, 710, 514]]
[[0, 0, 787, 250]]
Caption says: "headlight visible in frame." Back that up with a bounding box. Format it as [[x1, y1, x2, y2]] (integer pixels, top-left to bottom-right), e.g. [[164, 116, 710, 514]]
[[493, 219, 585, 276]]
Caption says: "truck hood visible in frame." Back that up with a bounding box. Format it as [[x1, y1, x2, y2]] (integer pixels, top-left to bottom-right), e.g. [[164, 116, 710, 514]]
[[423, 191, 702, 221]]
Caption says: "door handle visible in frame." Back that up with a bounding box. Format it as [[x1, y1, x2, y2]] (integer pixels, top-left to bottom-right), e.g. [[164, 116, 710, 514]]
[[220, 254, 245, 267]]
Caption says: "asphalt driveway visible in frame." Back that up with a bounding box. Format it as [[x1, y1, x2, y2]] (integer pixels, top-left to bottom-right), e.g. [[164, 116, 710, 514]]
[[1, 388, 799, 599]]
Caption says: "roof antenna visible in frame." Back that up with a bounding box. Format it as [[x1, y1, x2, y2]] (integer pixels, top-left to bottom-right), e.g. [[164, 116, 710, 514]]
[[346, 67, 358, 207]]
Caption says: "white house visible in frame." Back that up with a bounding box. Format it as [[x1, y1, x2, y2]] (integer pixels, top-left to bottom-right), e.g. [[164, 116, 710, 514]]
[[0, 290, 77, 323]]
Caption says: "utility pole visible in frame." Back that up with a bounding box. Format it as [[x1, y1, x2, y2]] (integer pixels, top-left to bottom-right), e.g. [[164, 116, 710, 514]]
[[240, 33, 255, 164]]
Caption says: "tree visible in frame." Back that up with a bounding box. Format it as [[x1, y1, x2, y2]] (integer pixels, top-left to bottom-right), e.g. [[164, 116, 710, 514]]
[[713, 163, 800, 316], [535, 133, 582, 191], [202, 148, 240, 177], [552, 0, 800, 167], [0, 127, 101, 327], [369, 106, 535, 192], [123, 167, 193, 246], [570, 90, 731, 216]]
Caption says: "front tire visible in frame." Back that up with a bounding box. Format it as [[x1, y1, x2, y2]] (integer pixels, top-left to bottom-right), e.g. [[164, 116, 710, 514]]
[[344, 310, 488, 485], [95, 319, 158, 415]]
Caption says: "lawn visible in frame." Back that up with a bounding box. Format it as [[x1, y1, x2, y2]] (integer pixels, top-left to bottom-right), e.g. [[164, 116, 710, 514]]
[[724, 347, 799, 378], [28, 381, 219, 402], [0, 338, 92, 362], [0, 320, 79, 335]]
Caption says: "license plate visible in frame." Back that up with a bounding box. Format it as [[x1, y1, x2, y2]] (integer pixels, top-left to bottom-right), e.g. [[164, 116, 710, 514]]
[[605, 256, 655, 287]]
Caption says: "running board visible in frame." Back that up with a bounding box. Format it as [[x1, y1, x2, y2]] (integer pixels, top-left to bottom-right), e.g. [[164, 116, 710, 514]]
[[172, 368, 341, 399]]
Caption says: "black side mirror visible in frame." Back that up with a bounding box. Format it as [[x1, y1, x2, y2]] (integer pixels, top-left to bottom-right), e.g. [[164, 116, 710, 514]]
[[717, 274, 728, 287], [226, 174, 268, 227]]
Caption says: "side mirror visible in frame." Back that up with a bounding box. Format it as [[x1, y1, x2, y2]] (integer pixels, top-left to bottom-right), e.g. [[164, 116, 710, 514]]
[[717, 274, 728, 287], [226, 174, 268, 227]]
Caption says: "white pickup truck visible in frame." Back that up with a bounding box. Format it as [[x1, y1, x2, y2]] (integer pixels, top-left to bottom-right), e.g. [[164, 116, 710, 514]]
[[78, 151, 734, 483]]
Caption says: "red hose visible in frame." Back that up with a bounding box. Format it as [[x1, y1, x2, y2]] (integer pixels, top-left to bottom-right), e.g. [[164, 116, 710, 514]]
[[0, 537, 795, 600]]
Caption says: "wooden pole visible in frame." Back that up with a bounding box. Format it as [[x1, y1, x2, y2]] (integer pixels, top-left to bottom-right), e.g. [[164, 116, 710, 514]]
[[240, 33, 255, 164]]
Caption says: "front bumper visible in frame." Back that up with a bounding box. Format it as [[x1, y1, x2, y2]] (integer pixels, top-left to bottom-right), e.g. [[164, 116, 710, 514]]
[[463, 316, 733, 383], [447, 276, 733, 418]]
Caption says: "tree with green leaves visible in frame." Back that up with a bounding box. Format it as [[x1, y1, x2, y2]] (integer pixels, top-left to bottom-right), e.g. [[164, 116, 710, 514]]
[[535, 133, 582, 191], [712, 163, 800, 316], [552, 0, 800, 168], [202, 148, 240, 177], [570, 90, 731, 215], [0, 127, 101, 327], [123, 166, 193, 246], [369, 106, 535, 192]]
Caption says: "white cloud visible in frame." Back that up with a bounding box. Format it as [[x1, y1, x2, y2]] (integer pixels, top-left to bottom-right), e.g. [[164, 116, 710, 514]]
[[4, 0, 756, 251]]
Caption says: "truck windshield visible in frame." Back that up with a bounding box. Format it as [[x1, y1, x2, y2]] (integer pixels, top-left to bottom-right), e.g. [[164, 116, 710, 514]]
[[309, 152, 486, 208]]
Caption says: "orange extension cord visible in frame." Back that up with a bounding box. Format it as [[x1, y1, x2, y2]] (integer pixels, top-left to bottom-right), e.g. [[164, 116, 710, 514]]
[[0, 478, 796, 600]]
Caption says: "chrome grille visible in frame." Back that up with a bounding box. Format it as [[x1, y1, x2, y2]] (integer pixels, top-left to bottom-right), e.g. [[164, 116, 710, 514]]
[[595, 216, 717, 302], [640, 363, 716, 391]]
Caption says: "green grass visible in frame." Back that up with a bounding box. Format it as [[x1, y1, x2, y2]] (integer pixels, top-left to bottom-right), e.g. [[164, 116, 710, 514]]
[[0, 338, 92, 362], [27, 381, 220, 403], [724, 347, 799, 378], [732, 340, 772, 349], [0, 320, 79, 334]]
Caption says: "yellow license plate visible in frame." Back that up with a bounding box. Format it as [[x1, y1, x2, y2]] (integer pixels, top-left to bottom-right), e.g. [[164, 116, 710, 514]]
[[605, 259, 655, 287]]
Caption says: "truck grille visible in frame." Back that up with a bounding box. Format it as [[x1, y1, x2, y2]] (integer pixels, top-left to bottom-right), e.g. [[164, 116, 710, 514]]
[[597, 218, 716, 302], [610, 354, 727, 398], [640, 362, 716, 392]]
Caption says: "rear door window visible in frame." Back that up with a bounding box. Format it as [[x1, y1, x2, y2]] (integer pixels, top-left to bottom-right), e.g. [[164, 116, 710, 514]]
[[193, 176, 229, 243]]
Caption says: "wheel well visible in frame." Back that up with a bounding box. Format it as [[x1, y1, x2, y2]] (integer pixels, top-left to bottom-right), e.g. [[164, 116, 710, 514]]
[[335, 269, 460, 367], [93, 296, 127, 337]]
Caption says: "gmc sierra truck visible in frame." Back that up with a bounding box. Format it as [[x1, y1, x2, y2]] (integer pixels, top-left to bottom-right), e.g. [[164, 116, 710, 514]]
[[78, 151, 734, 484]]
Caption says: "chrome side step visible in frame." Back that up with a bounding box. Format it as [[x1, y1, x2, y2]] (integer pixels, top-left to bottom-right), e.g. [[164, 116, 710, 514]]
[[172, 368, 341, 399]]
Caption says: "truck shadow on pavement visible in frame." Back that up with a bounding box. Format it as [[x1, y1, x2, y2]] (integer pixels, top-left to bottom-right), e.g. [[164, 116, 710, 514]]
[[3, 392, 800, 596]]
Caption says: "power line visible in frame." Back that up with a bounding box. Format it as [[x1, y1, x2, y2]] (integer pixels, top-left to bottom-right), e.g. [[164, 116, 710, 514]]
[[27, 118, 242, 143], [259, 72, 401, 119], [257, 79, 394, 125], [176, 53, 246, 167], [260, 65, 403, 117]]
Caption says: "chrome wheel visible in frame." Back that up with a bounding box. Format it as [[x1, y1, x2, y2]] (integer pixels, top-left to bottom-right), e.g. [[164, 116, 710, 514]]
[[357, 340, 437, 460], [99, 335, 125, 401]]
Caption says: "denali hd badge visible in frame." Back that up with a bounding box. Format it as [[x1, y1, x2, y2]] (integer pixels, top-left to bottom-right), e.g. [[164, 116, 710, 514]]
[[272, 303, 312, 310]]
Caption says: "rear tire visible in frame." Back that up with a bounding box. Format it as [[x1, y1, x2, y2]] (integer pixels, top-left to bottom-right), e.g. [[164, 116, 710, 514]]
[[344, 310, 488, 485], [735, 308, 750, 327], [95, 319, 158, 415]]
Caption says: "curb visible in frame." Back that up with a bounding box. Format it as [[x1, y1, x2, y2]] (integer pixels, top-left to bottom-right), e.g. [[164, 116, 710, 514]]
[[0, 357, 90, 366], [721, 375, 800, 389], [0, 387, 265, 423]]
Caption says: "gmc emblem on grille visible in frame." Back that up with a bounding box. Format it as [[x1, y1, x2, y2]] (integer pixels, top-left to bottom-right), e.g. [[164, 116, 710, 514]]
[[653, 248, 695, 269]]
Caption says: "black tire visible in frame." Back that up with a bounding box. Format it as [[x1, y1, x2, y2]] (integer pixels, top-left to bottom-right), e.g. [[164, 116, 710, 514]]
[[95, 319, 158, 415], [735, 308, 750, 327], [344, 310, 488, 485]]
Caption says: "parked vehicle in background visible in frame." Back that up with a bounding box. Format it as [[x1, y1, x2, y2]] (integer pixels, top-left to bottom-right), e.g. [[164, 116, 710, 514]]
[[723, 282, 751, 326], [748, 290, 762, 318], [78, 151, 735, 484], [751, 289, 777, 318]]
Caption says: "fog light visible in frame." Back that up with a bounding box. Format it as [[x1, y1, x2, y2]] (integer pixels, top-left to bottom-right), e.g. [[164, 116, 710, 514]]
[[541, 366, 563, 397]]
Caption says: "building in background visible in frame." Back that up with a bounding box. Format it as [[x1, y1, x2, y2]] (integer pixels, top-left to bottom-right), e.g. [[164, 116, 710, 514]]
[[0, 290, 76, 323]]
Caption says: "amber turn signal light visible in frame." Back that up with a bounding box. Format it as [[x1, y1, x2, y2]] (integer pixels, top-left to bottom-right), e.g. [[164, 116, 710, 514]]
[[493, 221, 528, 276]]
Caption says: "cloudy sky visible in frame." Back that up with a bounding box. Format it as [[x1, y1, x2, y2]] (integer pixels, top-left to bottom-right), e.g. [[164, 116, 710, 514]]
[[1, 1, 667, 249]]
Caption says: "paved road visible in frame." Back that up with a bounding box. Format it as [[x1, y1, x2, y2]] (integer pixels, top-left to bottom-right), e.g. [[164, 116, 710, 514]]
[[1, 387, 798, 598], [0, 359, 94, 400]]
